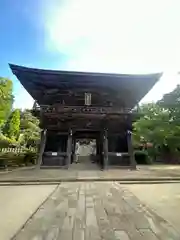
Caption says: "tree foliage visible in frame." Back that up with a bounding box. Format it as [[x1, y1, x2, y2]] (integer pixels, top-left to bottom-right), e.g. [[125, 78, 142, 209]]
[[133, 85, 180, 152], [0, 77, 40, 148], [0, 133, 17, 147], [20, 109, 40, 147], [0, 78, 13, 127], [0, 108, 40, 147], [3, 109, 20, 140]]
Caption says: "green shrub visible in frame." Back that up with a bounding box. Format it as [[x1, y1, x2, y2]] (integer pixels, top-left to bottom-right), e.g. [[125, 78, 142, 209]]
[[0, 152, 24, 167], [0, 133, 19, 148], [0, 158, 7, 168], [0, 148, 38, 167], [134, 150, 153, 164], [23, 150, 37, 165], [0, 134, 11, 147]]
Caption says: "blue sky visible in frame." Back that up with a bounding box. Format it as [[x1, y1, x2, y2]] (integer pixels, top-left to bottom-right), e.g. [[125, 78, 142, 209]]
[[1, 0, 180, 109]]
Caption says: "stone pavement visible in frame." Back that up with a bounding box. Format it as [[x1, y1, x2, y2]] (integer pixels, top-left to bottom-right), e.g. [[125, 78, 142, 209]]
[[0, 185, 56, 240], [125, 183, 180, 233], [1, 165, 180, 183], [13, 182, 179, 240]]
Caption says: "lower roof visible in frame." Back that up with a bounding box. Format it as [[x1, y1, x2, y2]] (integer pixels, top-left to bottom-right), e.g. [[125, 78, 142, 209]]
[[9, 64, 162, 108]]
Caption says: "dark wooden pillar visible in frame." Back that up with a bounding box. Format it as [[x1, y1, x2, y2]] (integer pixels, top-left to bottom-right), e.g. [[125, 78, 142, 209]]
[[96, 137, 99, 155], [71, 137, 75, 163], [103, 129, 108, 169], [37, 129, 47, 167], [96, 136, 101, 164], [66, 129, 72, 168], [127, 130, 136, 169]]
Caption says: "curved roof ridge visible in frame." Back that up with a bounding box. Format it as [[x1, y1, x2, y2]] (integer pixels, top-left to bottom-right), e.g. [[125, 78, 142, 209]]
[[9, 63, 162, 79], [9, 63, 163, 107]]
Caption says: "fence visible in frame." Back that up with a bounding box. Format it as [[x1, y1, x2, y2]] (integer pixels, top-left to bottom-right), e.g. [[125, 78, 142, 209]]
[[0, 147, 37, 153]]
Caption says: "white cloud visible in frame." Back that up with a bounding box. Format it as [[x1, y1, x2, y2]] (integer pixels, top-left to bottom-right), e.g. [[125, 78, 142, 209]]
[[43, 0, 180, 102]]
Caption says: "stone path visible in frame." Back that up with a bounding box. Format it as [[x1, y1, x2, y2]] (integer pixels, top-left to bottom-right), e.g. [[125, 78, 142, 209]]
[[13, 182, 179, 240], [0, 185, 56, 240], [125, 184, 180, 233]]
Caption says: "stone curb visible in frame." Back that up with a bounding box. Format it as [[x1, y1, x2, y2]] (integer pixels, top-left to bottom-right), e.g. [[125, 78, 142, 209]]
[[1, 176, 180, 182], [1, 179, 180, 186]]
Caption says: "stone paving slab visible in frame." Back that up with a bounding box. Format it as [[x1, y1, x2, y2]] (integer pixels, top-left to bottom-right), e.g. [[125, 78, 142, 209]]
[[125, 184, 180, 233], [0, 185, 57, 240], [13, 182, 179, 240]]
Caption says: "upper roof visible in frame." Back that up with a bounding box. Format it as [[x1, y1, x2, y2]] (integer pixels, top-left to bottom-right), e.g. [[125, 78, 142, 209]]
[[9, 64, 162, 108]]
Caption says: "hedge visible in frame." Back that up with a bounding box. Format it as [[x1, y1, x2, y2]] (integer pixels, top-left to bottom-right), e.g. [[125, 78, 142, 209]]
[[134, 150, 153, 164], [0, 150, 37, 169]]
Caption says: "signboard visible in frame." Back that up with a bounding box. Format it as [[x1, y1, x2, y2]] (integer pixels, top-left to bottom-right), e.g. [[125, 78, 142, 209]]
[[116, 153, 122, 156], [85, 93, 91, 106], [52, 152, 57, 156]]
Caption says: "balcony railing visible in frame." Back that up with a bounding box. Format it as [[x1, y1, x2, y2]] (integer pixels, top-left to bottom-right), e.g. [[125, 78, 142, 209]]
[[33, 104, 139, 115]]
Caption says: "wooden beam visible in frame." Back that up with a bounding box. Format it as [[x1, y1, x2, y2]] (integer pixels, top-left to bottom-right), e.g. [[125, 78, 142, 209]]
[[37, 129, 47, 167], [66, 129, 72, 168], [127, 130, 136, 169], [103, 129, 109, 169]]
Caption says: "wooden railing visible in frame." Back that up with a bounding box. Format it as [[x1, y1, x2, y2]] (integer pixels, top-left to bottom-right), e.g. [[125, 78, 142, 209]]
[[33, 105, 137, 115]]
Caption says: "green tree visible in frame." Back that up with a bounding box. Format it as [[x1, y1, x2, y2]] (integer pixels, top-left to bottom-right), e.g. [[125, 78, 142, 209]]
[[3, 109, 20, 139], [158, 85, 180, 150], [133, 85, 180, 153], [0, 78, 14, 127], [133, 103, 170, 147], [19, 109, 40, 147]]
